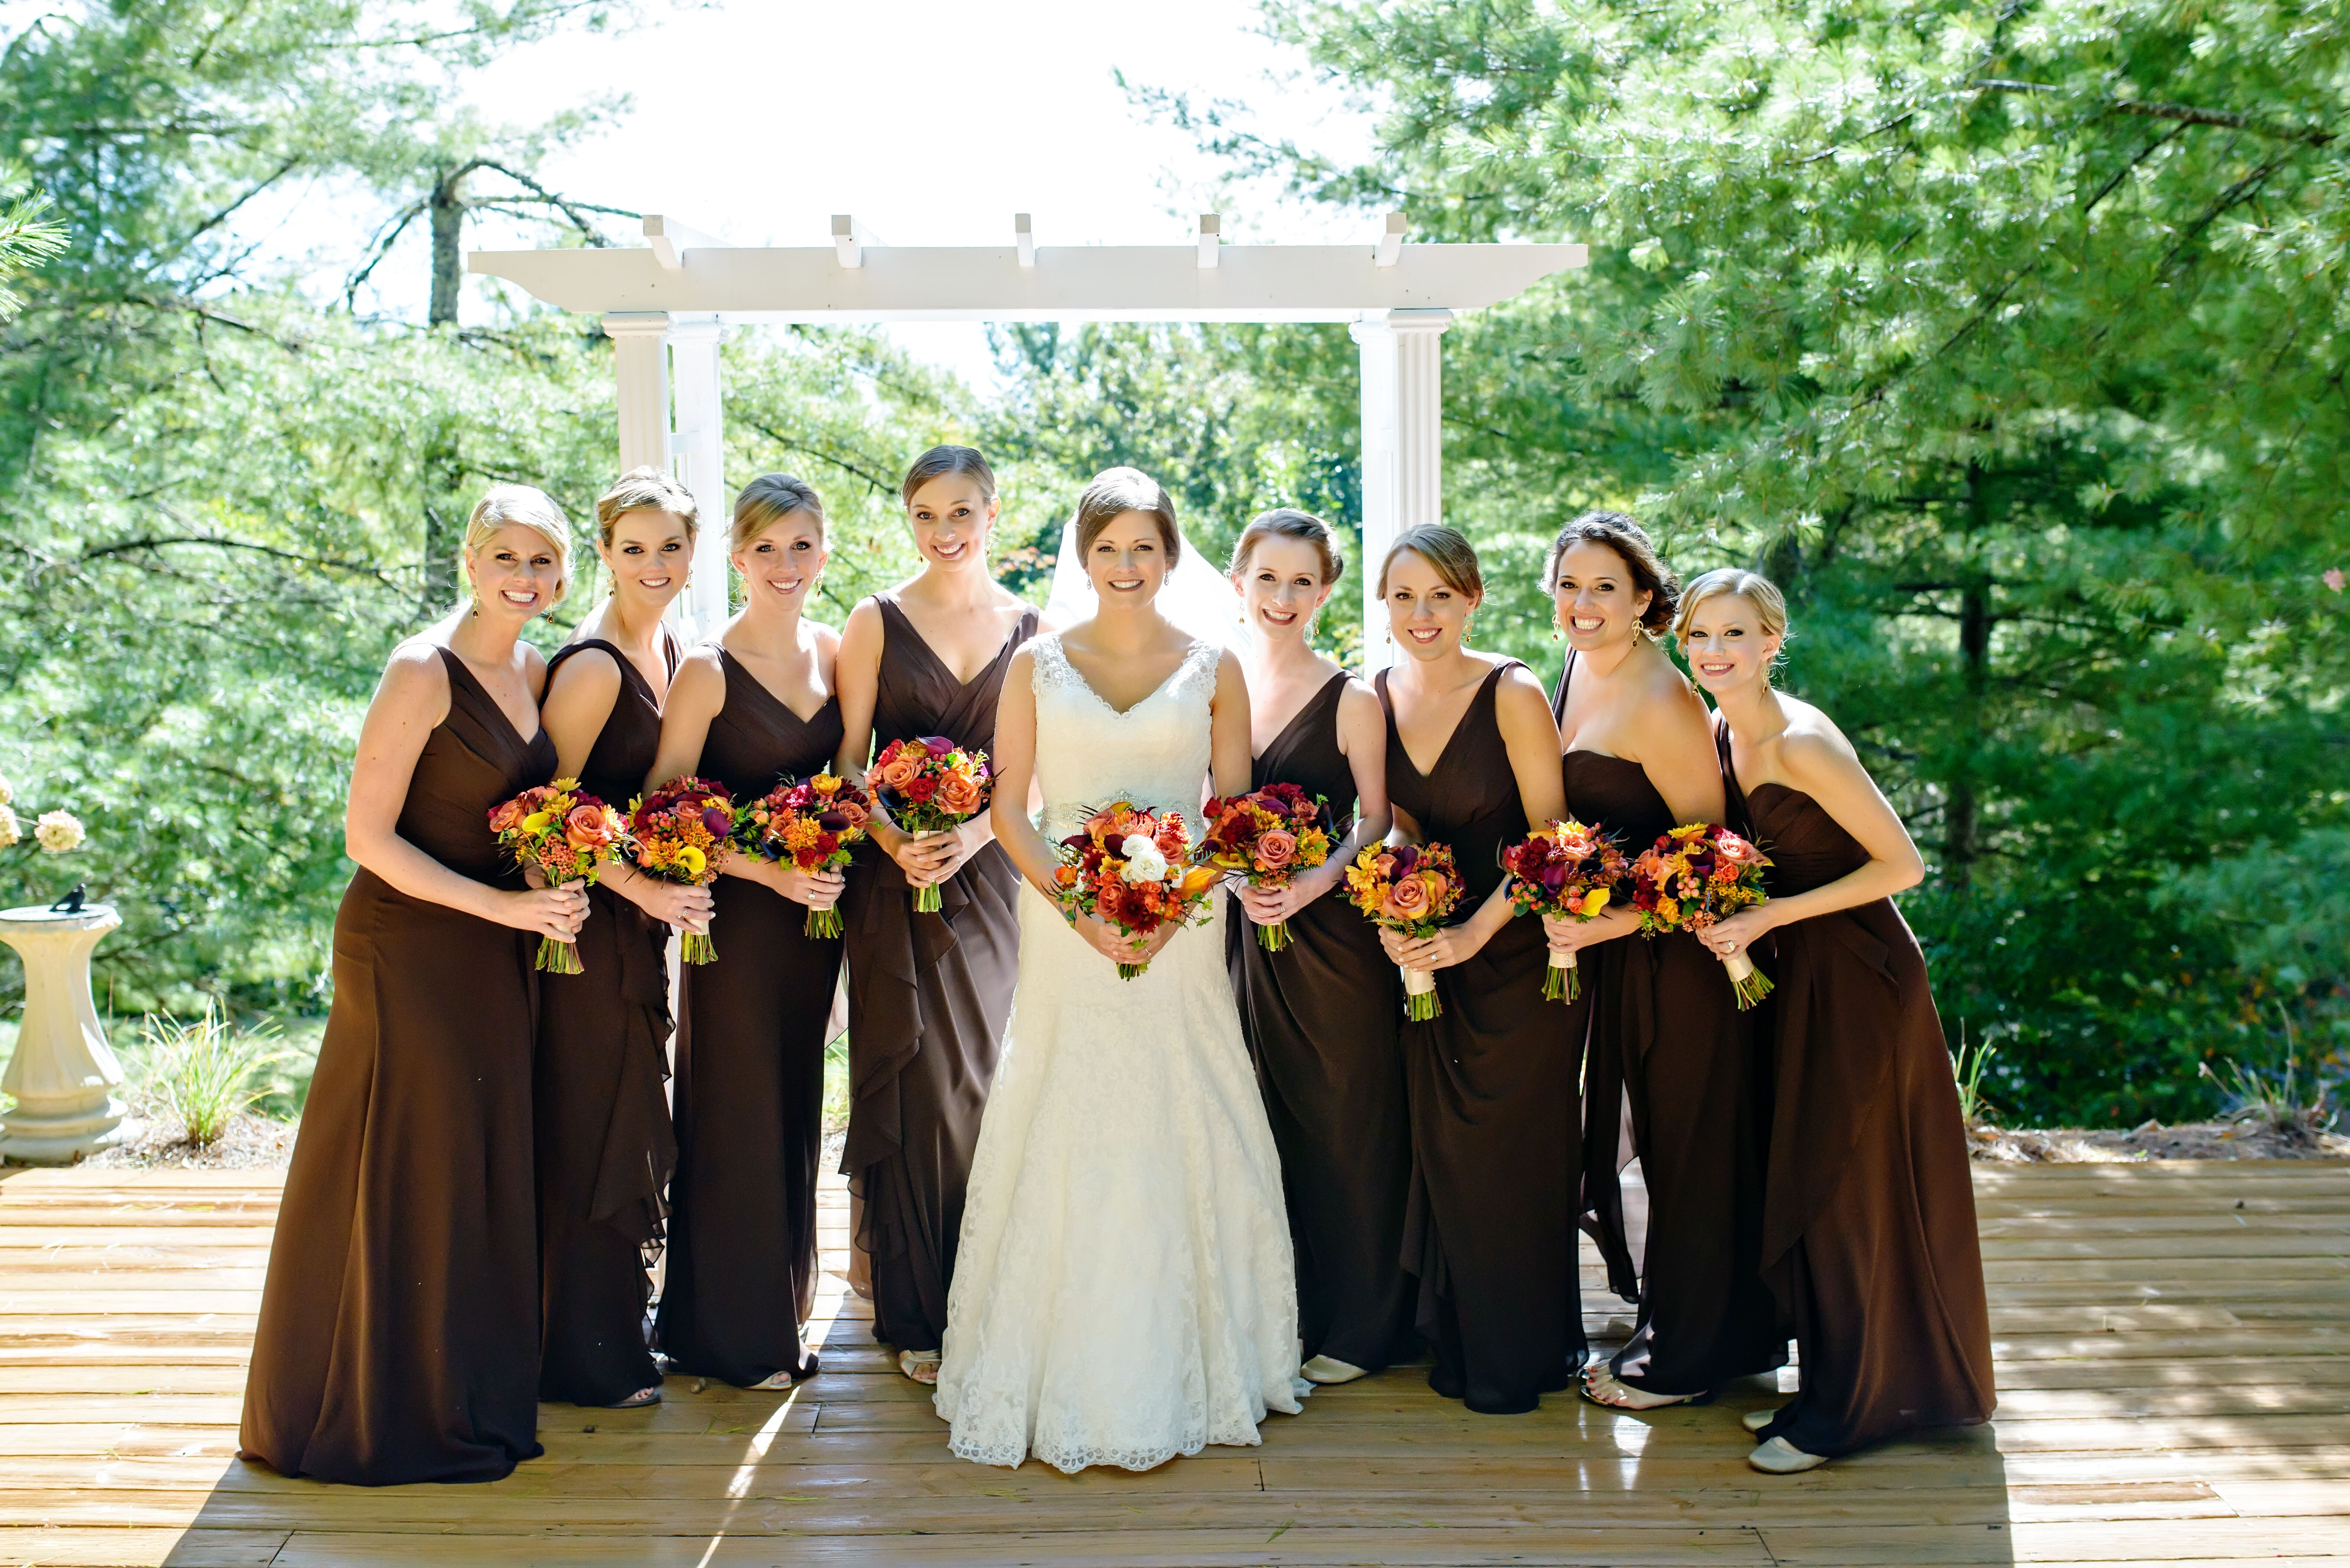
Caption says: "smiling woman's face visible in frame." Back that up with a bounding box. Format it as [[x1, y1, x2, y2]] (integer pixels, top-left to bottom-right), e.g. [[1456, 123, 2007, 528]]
[[1383, 549, 1476, 661], [1681, 592, 1780, 697], [1232, 535, 1333, 643], [466, 524, 565, 625], [1551, 539, 1652, 653], [733, 511, 826, 609], [905, 473, 996, 573], [1085, 512, 1171, 606], [601, 509, 692, 609]]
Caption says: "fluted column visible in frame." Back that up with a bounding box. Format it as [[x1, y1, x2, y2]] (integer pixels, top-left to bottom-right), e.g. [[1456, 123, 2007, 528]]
[[664, 314, 730, 638], [1350, 308, 1453, 672]]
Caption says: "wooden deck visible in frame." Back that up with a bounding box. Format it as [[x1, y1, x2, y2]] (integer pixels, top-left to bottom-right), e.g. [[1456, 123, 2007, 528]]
[[0, 1161, 2345, 1567]]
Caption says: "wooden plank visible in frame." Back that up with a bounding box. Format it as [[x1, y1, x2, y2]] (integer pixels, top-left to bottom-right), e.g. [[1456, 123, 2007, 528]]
[[0, 1526, 286, 1566]]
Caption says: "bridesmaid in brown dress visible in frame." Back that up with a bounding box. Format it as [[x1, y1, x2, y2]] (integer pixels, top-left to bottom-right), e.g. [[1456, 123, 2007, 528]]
[[241, 488, 586, 1485], [649, 475, 847, 1390], [1539, 511, 1787, 1411], [1373, 526, 1584, 1415], [533, 468, 709, 1410], [1223, 510, 1414, 1383], [833, 446, 1040, 1385], [1679, 569, 1994, 1473]]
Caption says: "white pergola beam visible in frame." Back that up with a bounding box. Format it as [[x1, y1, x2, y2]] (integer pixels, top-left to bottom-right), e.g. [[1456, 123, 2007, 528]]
[[1353, 310, 1452, 674], [1015, 213, 1036, 267], [1197, 213, 1220, 269], [1375, 211, 1406, 268], [643, 215, 722, 272]]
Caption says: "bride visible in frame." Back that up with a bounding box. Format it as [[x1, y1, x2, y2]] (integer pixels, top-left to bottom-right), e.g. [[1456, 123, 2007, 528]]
[[934, 467, 1307, 1472]]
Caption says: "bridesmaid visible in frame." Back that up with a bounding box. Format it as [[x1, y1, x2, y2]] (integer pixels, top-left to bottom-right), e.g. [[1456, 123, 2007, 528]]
[[650, 475, 847, 1390], [241, 487, 585, 1485], [1223, 509, 1414, 1385], [1373, 525, 1585, 1414], [1539, 510, 1788, 1411], [1679, 569, 1994, 1473], [833, 445, 1039, 1386], [533, 467, 709, 1410]]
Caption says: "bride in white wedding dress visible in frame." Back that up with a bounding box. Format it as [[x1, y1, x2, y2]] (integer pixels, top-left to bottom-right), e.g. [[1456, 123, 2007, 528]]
[[934, 467, 1307, 1473]]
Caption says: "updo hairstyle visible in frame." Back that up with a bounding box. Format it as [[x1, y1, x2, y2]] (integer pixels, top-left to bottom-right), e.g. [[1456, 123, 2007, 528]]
[[594, 466, 699, 547], [1542, 509, 1678, 634], [1073, 467, 1181, 562], [1230, 507, 1344, 584], [731, 473, 825, 551], [901, 445, 998, 507], [1376, 524, 1483, 601], [1673, 567, 1792, 661], [463, 485, 572, 603]]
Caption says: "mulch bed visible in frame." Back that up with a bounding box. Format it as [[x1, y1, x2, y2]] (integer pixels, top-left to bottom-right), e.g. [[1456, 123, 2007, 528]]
[[1970, 1112, 2349, 1162]]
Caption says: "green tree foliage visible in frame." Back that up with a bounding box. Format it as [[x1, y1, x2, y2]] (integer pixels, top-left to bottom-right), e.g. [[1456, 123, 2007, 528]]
[[1166, 0, 2350, 1120]]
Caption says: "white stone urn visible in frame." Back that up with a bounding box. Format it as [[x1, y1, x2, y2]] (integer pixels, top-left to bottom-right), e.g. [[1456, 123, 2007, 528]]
[[0, 904, 132, 1163]]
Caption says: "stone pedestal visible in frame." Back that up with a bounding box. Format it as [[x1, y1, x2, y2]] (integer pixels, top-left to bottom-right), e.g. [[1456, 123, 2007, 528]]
[[0, 904, 130, 1163]]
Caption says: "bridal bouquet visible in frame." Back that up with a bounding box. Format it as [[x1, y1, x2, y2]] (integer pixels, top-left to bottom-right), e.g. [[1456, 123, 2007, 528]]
[[1502, 818, 1630, 1002], [1631, 822, 1775, 1008], [487, 780, 626, 974], [1197, 783, 1335, 953], [1343, 841, 1467, 1021], [737, 773, 872, 939], [1053, 802, 1222, 980], [626, 776, 736, 964], [871, 735, 991, 912]]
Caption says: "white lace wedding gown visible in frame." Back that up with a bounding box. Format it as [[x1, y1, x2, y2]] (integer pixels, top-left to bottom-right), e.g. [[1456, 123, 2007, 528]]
[[934, 634, 1307, 1473]]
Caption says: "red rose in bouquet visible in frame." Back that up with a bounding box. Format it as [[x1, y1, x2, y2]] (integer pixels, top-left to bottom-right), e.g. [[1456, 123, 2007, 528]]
[[1199, 783, 1337, 953], [486, 778, 625, 974], [871, 736, 992, 912], [1501, 817, 1631, 1002], [736, 772, 872, 939], [1631, 822, 1775, 1008], [1054, 801, 1223, 980], [625, 776, 736, 963], [1341, 840, 1467, 1021]]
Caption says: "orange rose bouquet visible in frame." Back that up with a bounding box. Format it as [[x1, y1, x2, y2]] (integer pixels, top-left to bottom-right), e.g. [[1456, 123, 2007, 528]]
[[871, 735, 991, 913], [625, 777, 736, 964], [1501, 818, 1630, 1002], [1198, 783, 1336, 953], [736, 772, 872, 939], [1053, 801, 1223, 980], [1342, 840, 1467, 1021], [487, 779, 625, 975], [1631, 822, 1774, 1008]]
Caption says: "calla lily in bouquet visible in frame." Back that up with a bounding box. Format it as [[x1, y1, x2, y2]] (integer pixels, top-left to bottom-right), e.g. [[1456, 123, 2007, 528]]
[[626, 776, 736, 963], [487, 779, 626, 974], [1502, 818, 1630, 1002], [1198, 783, 1335, 953], [1342, 840, 1467, 1021], [1053, 801, 1223, 980], [871, 735, 992, 913], [1631, 822, 1775, 1009], [738, 772, 872, 938]]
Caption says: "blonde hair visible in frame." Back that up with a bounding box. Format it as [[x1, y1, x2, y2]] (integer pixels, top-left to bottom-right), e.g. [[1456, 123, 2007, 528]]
[[594, 466, 699, 548], [1231, 508, 1344, 585], [901, 445, 998, 507], [1377, 524, 1483, 601], [1674, 567, 1791, 659], [731, 473, 825, 552], [1073, 467, 1180, 561], [464, 485, 572, 604]]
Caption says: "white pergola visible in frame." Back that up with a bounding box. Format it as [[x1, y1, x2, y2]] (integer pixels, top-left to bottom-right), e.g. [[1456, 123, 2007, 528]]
[[470, 215, 1584, 668]]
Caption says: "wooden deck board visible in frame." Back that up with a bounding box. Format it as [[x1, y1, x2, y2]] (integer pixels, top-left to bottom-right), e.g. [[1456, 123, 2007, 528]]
[[0, 1161, 2343, 1565]]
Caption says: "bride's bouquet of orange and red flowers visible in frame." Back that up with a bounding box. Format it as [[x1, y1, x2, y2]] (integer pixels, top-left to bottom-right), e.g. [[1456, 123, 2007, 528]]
[[1197, 783, 1336, 953], [1502, 818, 1630, 1003], [737, 773, 872, 939], [1632, 822, 1775, 1009], [1342, 841, 1467, 1021], [487, 779, 626, 975], [626, 776, 736, 964], [871, 736, 991, 913], [1053, 802, 1222, 980]]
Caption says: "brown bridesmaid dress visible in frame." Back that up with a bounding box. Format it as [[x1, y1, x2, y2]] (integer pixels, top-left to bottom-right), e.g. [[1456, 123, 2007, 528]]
[[1555, 651, 1785, 1397], [1720, 724, 1996, 1455], [240, 646, 551, 1485], [654, 649, 846, 1386], [534, 635, 680, 1406], [1379, 661, 1586, 1413], [1226, 672, 1416, 1372], [839, 594, 1038, 1356]]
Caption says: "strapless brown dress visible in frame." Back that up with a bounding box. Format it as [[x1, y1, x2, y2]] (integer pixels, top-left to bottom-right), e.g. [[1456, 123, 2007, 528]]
[[1554, 652, 1784, 1397], [1379, 662, 1585, 1414], [1723, 730, 1995, 1456], [1226, 672, 1416, 1373], [654, 650, 846, 1387], [839, 595, 1038, 1356], [241, 645, 550, 1485], [534, 634, 680, 1406]]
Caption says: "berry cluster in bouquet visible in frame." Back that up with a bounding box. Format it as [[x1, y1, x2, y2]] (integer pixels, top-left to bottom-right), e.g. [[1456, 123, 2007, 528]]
[[1502, 818, 1630, 1002], [1342, 840, 1467, 1021], [1631, 822, 1775, 1008], [1197, 783, 1335, 953], [487, 779, 625, 974], [870, 736, 992, 912], [626, 776, 736, 963], [737, 773, 872, 938], [1052, 802, 1222, 980]]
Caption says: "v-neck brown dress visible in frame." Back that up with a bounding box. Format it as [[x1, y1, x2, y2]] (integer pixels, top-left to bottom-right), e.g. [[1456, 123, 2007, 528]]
[[839, 594, 1039, 1356], [654, 649, 847, 1387], [1379, 661, 1586, 1414], [534, 634, 681, 1407], [1722, 728, 1995, 1456], [241, 645, 552, 1485], [1554, 652, 1785, 1397], [1226, 672, 1416, 1374]]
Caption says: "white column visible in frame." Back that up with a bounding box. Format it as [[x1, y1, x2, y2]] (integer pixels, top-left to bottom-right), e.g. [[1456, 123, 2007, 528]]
[[0, 905, 130, 1163], [1350, 308, 1453, 672], [602, 311, 672, 474], [664, 314, 730, 638]]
